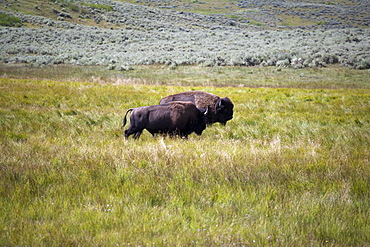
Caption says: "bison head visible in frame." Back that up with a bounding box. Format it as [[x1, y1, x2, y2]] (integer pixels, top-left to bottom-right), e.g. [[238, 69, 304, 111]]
[[192, 107, 208, 135], [215, 97, 234, 125]]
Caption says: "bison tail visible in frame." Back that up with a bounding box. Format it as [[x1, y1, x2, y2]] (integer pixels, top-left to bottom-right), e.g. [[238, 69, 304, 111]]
[[122, 109, 133, 129]]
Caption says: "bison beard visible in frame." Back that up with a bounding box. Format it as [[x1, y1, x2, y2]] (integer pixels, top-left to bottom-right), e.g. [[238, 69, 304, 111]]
[[159, 91, 234, 125], [122, 101, 207, 139]]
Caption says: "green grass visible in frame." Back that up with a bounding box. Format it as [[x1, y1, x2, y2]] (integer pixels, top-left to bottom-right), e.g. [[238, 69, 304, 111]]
[[0, 73, 369, 245], [120, 0, 240, 15], [278, 14, 318, 27], [248, 20, 265, 27], [0, 12, 23, 27], [1, 64, 370, 89], [82, 3, 113, 12]]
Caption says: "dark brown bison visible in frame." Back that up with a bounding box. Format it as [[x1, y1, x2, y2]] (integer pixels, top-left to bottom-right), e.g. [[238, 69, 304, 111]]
[[122, 101, 208, 139], [160, 91, 233, 125]]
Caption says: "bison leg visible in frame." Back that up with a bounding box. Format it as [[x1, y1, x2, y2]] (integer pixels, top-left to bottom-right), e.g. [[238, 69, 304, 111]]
[[179, 130, 189, 139], [181, 134, 188, 139], [133, 131, 142, 139], [124, 128, 143, 139], [124, 129, 131, 139]]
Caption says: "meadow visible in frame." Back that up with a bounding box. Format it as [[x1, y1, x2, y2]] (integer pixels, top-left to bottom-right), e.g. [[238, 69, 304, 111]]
[[0, 65, 369, 245]]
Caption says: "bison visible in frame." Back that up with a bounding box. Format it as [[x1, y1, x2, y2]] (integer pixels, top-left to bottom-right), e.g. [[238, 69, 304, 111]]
[[160, 91, 233, 125], [122, 101, 208, 139]]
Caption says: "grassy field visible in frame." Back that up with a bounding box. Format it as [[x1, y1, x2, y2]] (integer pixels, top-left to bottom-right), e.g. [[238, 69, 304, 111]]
[[1, 64, 370, 89], [0, 65, 370, 245]]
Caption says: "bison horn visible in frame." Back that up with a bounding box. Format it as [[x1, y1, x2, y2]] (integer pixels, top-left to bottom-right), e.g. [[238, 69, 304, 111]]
[[204, 107, 209, 116], [217, 99, 224, 109]]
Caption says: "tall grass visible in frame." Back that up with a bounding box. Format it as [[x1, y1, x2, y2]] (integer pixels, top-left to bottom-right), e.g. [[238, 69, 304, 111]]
[[0, 77, 369, 245]]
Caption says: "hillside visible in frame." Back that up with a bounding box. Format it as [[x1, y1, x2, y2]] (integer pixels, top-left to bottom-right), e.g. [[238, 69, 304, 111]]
[[0, 0, 369, 69]]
